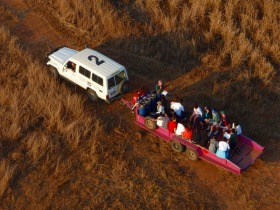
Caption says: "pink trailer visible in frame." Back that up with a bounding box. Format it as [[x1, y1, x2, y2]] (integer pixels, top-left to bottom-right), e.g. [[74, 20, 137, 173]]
[[121, 98, 264, 174]]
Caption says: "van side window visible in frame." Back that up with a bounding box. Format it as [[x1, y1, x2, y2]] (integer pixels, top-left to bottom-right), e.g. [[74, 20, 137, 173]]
[[108, 77, 115, 89], [92, 73, 103, 86], [79, 66, 91, 78]]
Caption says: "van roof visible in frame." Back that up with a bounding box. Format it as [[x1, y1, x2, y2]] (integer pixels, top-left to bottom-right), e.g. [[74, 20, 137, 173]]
[[71, 48, 125, 78]]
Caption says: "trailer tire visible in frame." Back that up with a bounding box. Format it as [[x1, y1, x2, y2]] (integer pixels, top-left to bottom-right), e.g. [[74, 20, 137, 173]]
[[144, 117, 157, 130], [87, 89, 98, 102], [118, 80, 129, 94], [170, 141, 186, 153], [187, 148, 199, 161]]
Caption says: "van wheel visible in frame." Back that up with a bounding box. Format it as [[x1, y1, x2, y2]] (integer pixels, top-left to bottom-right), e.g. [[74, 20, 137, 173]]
[[49, 66, 59, 79], [170, 141, 186, 153], [144, 116, 157, 130], [87, 89, 98, 102], [187, 148, 199, 161], [118, 80, 129, 94]]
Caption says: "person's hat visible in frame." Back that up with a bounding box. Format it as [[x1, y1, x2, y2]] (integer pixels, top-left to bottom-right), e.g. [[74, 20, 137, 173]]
[[220, 111, 225, 115], [157, 101, 162, 105], [212, 109, 216, 113]]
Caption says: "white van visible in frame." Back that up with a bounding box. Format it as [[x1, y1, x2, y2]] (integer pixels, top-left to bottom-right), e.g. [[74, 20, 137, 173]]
[[46, 47, 129, 103]]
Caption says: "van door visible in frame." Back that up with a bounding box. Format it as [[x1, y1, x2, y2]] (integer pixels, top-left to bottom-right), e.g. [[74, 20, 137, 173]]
[[62, 60, 77, 83], [108, 77, 118, 99], [108, 71, 128, 98], [77, 66, 91, 89]]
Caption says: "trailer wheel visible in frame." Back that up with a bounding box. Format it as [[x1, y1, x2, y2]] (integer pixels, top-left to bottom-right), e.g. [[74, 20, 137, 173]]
[[118, 80, 129, 94], [87, 89, 98, 102], [170, 141, 186, 153], [187, 148, 199, 161], [144, 117, 157, 130]]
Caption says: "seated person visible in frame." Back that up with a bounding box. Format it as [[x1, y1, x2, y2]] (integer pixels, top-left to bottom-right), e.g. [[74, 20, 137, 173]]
[[228, 128, 237, 151], [204, 106, 212, 121], [191, 128, 201, 144], [182, 123, 193, 140], [156, 101, 165, 115], [216, 137, 230, 159], [199, 126, 210, 148], [170, 97, 184, 120], [208, 122, 219, 137], [155, 80, 164, 100], [155, 113, 169, 129], [232, 121, 242, 135], [209, 136, 218, 153], [219, 111, 230, 131], [209, 109, 220, 124], [168, 116, 177, 133], [175, 120, 186, 136], [189, 104, 203, 126]]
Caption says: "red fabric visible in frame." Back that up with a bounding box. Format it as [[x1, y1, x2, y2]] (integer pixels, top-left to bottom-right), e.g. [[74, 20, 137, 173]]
[[132, 90, 145, 104], [168, 121, 177, 133], [182, 129, 192, 139]]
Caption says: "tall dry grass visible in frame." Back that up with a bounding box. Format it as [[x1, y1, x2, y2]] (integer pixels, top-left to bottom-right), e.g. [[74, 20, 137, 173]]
[[0, 26, 104, 207], [24, 0, 280, 100], [1, 1, 280, 208]]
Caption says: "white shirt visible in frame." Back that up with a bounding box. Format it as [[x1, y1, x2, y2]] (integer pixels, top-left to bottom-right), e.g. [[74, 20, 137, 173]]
[[156, 105, 165, 114], [156, 116, 169, 129], [194, 106, 203, 116], [175, 123, 185, 136], [171, 102, 184, 116], [232, 124, 242, 135], [218, 141, 230, 151]]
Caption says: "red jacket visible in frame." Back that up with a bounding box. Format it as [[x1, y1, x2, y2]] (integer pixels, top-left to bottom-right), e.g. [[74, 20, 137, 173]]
[[168, 121, 177, 133]]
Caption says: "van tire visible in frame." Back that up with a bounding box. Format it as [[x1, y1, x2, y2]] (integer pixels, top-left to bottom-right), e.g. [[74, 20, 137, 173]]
[[118, 80, 129, 94], [170, 141, 186, 153], [49, 66, 59, 79], [144, 116, 157, 130], [87, 89, 98, 102], [187, 148, 199, 161]]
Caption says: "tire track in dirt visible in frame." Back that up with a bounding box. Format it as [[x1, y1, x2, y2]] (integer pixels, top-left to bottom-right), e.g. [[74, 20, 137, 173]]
[[2, 0, 67, 48]]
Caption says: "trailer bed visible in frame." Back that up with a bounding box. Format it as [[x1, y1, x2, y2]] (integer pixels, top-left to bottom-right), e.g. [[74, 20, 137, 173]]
[[121, 98, 264, 174]]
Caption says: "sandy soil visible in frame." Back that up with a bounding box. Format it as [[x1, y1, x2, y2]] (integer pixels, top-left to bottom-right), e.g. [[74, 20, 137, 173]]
[[1, 0, 280, 209]]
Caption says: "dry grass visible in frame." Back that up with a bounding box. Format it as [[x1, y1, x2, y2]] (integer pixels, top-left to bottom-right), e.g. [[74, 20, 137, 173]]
[[24, 0, 280, 99], [0, 26, 103, 207], [1, 0, 280, 209], [0, 24, 217, 209]]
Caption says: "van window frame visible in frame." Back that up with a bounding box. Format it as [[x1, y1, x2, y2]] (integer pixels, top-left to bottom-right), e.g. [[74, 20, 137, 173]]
[[79, 66, 91, 78]]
